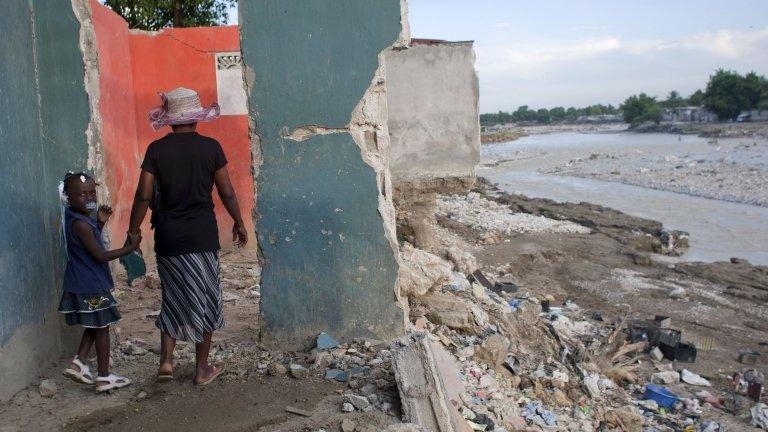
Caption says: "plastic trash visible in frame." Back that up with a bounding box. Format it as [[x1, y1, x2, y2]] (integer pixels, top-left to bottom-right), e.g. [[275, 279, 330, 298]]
[[644, 384, 680, 409], [681, 369, 711, 386]]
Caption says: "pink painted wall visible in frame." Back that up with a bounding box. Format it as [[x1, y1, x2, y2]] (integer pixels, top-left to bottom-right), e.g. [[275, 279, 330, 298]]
[[91, 0, 145, 248], [91, 1, 254, 252]]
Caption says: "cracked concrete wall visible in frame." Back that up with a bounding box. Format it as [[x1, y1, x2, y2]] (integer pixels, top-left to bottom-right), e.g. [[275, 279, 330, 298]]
[[240, 0, 408, 348], [0, 0, 93, 401], [385, 42, 480, 182]]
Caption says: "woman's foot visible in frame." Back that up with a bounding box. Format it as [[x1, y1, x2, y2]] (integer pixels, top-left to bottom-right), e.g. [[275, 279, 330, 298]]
[[95, 374, 132, 393], [156, 362, 174, 382], [193, 364, 225, 386]]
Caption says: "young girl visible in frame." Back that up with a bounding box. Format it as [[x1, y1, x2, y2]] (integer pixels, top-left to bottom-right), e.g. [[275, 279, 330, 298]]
[[58, 172, 141, 393]]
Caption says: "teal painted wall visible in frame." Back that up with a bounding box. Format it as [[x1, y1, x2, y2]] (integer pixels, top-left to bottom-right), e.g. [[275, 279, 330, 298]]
[[0, 0, 91, 386], [240, 0, 404, 347]]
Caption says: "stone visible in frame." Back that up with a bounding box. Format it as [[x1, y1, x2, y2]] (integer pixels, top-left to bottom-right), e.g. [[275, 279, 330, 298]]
[[317, 332, 340, 350], [649, 347, 664, 362], [121, 341, 147, 356], [343, 394, 371, 410], [669, 287, 686, 299], [39, 379, 57, 398], [341, 402, 355, 413], [552, 389, 572, 407], [267, 362, 287, 376], [315, 351, 334, 369], [473, 334, 510, 369], [360, 383, 377, 396], [341, 418, 357, 432], [289, 364, 309, 379], [326, 369, 350, 382], [399, 243, 453, 298], [222, 291, 240, 302], [136, 391, 148, 400]]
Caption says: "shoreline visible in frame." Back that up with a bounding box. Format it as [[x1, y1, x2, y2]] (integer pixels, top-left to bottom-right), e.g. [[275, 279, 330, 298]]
[[482, 120, 768, 144]]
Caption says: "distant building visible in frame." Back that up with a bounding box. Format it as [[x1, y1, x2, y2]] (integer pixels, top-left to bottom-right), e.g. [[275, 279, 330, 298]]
[[663, 106, 717, 122]]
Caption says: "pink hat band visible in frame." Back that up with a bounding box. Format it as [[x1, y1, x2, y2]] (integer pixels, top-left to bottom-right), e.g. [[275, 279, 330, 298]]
[[148, 87, 220, 130]]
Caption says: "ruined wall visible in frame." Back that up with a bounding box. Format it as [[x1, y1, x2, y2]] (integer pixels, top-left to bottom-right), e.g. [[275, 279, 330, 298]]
[[128, 25, 254, 247], [240, 0, 407, 348], [91, 0, 142, 245], [0, 0, 93, 401], [385, 41, 480, 181], [87, 1, 255, 249]]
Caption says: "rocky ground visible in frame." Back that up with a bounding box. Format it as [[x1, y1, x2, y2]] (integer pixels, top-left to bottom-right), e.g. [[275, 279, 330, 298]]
[[1, 180, 767, 431], [543, 135, 768, 207]]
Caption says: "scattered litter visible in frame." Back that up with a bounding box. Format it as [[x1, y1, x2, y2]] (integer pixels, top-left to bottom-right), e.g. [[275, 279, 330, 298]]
[[285, 406, 312, 417], [522, 402, 556, 427], [752, 403, 768, 429], [652, 371, 680, 385], [644, 384, 679, 409], [681, 369, 711, 387]]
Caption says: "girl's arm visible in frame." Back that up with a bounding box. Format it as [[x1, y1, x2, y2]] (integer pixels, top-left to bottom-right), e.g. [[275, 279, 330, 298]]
[[72, 220, 140, 263]]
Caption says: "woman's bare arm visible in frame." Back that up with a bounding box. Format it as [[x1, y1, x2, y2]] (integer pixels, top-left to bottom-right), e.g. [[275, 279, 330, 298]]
[[128, 170, 154, 235], [213, 166, 247, 247]]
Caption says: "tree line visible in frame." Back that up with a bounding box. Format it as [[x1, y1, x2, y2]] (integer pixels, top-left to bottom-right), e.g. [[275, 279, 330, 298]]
[[482, 69, 768, 127]]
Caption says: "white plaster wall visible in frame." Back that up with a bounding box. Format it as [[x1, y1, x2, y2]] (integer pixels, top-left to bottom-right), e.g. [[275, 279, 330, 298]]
[[215, 51, 248, 115], [385, 43, 480, 180]]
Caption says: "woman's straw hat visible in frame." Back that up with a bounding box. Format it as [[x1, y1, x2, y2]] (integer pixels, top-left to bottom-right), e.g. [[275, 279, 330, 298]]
[[148, 87, 220, 130]]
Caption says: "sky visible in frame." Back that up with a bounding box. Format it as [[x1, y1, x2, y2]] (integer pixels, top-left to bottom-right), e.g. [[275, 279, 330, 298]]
[[228, 1, 768, 113]]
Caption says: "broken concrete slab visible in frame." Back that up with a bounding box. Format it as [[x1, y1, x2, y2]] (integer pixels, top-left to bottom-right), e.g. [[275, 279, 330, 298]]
[[392, 333, 473, 432], [416, 293, 476, 331], [399, 243, 453, 297]]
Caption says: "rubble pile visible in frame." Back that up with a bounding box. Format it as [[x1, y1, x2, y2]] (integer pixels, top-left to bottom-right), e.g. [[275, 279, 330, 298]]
[[385, 262, 767, 431], [436, 193, 592, 237]]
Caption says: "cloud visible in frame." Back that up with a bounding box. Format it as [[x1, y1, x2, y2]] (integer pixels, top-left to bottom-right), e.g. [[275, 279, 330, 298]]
[[475, 27, 768, 111]]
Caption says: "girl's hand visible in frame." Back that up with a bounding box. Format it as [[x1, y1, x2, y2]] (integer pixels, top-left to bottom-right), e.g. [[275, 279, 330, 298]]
[[97, 205, 113, 225]]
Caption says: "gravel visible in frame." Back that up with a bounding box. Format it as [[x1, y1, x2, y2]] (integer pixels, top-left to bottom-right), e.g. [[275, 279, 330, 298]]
[[437, 192, 591, 235]]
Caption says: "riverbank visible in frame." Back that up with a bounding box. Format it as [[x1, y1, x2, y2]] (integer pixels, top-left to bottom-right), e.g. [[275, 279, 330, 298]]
[[482, 123, 627, 144], [543, 134, 768, 207], [482, 121, 768, 145]]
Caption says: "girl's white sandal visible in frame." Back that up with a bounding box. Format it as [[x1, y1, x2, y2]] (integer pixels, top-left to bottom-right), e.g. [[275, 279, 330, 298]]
[[95, 374, 132, 393], [63, 357, 94, 385]]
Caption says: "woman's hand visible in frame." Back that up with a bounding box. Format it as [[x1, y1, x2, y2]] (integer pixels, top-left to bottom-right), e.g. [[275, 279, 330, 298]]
[[97, 205, 113, 225], [233, 224, 248, 247], [126, 231, 142, 251]]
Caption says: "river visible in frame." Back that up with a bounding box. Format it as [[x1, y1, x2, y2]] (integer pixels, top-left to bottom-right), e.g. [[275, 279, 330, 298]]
[[479, 132, 768, 265]]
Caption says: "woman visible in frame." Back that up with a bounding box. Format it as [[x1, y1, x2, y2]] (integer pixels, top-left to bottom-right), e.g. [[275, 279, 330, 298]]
[[128, 87, 248, 385]]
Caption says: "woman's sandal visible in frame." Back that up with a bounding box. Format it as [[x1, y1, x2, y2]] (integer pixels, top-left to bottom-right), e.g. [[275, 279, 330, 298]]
[[194, 364, 225, 386], [95, 374, 132, 393], [63, 357, 94, 385], [156, 370, 173, 382]]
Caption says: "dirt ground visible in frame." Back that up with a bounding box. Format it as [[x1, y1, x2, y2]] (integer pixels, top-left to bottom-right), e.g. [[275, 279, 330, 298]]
[[463, 181, 768, 380], [2, 181, 767, 431], [0, 249, 400, 432]]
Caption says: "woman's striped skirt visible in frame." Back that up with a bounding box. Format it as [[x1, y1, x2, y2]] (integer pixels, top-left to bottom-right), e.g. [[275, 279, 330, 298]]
[[155, 251, 224, 343]]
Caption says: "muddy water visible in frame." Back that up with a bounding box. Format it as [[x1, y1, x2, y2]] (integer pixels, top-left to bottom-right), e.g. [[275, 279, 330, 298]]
[[480, 132, 768, 265]]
